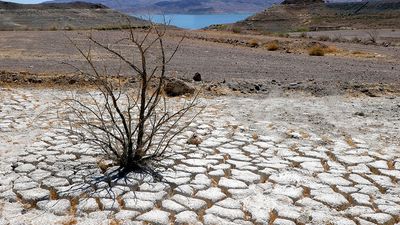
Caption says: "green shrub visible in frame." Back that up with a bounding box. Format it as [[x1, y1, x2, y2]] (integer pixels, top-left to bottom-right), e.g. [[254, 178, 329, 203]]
[[232, 27, 242, 33]]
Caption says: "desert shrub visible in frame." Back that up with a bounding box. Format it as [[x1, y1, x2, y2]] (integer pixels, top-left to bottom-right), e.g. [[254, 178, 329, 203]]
[[300, 32, 308, 38], [332, 33, 345, 42], [325, 46, 338, 53], [248, 39, 259, 48], [232, 27, 242, 33], [351, 37, 361, 43], [366, 30, 379, 44], [308, 46, 325, 56], [277, 33, 289, 38], [64, 24, 201, 171], [318, 35, 330, 41], [265, 41, 279, 51], [352, 50, 364, 55]]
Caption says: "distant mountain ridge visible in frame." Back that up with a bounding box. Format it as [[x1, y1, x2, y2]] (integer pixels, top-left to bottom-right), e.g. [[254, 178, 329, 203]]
[[45, 0, 284, 14]]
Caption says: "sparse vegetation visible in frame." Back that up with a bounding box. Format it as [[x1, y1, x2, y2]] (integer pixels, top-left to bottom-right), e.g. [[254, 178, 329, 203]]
[[248, 39, 259, 47], [277, 32, 290, 38], [366, 30, 379, 43], [332, 33, 344, 42], [265, 41, 279, 51], [325, 45, 339, 53], [232, 27, 242, 33], [64, 23, 201, 171], [300, 32, 308, 38], [318, 35, 330, 41], [351, 36, 362, 43], [308, 46, 325, 56]]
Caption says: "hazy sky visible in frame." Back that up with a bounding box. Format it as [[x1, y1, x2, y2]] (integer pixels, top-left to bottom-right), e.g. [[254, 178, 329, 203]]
[[7, 0, 45, 3]]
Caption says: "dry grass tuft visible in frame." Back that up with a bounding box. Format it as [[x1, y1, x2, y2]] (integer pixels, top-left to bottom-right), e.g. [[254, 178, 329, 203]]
[[325, 46, 339, 54], [109, 219, 121, 225], [247, 39, 259, 48], [62, 218, 77, 225], [265, 41, 279, 51], [49, 188, 58, 200], [388, 160, 395, 170], [252, 132, 259, 140], [308, 46, 325, 56], [268, 209, 278, 225]]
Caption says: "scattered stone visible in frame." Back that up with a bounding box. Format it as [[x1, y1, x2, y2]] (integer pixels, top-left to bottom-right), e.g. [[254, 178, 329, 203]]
[[164, 79, 195, 97], [193, 72, 202, 82], [187, 134, 202, 145]]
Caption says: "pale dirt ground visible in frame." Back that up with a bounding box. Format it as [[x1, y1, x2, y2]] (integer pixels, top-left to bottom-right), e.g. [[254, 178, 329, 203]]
[[0, 29, 399, 92], [0, 87, 399, 224]]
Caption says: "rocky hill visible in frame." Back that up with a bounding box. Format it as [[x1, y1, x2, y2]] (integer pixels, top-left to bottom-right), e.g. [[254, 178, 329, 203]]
[[228, 0, 400, 33], [45, 0, 282, 14], [0, 1, 146, 31]]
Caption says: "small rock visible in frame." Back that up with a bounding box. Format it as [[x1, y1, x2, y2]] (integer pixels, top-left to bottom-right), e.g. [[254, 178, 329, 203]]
[[354, 112, 366, 117], [164, 79, 195, 97], [193, 72, 202, 82], [187, 134, 202, 146]]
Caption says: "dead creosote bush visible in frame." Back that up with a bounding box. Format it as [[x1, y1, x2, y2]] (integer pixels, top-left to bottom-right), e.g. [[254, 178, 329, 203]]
[[247, 39, 259, 48], [300, 32, 308, 38], [366, 30, 379, 44], [63, 23, 202, 173], [264, 41, 279, 51], [351, 36, 362, 43], [308, 46, 325, 56], [317, 35, 330, 41]]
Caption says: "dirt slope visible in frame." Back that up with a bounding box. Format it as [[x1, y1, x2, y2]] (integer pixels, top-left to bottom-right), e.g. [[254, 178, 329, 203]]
[[226, 0, 400, 33]]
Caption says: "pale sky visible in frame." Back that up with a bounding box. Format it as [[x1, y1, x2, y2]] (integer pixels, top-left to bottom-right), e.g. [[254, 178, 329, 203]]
[[7, 0, 46, 3]]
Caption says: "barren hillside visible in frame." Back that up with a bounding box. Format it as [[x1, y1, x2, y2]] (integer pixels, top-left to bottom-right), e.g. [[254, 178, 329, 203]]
[[0, 1, 146, 31], [225, 0, 400, 33]]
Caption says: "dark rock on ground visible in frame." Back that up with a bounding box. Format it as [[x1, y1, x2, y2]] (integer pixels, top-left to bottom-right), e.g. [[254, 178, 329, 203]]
[[193, 72, 202, 82], [164, 79, 195, 97]]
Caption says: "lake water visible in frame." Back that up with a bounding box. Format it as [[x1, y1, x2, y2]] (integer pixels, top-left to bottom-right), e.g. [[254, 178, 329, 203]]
[[136, 14, 252, 30]]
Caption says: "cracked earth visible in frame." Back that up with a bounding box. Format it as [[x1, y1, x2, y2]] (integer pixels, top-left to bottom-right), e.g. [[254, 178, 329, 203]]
[[0, 87, 399, 225]]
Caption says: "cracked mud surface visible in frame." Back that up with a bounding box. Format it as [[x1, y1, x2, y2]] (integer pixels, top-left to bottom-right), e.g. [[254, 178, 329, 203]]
[[0, 87, 399, 225]]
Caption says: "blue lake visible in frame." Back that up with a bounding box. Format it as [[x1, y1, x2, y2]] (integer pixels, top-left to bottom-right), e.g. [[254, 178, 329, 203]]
[[136, 14, 252, 30]]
